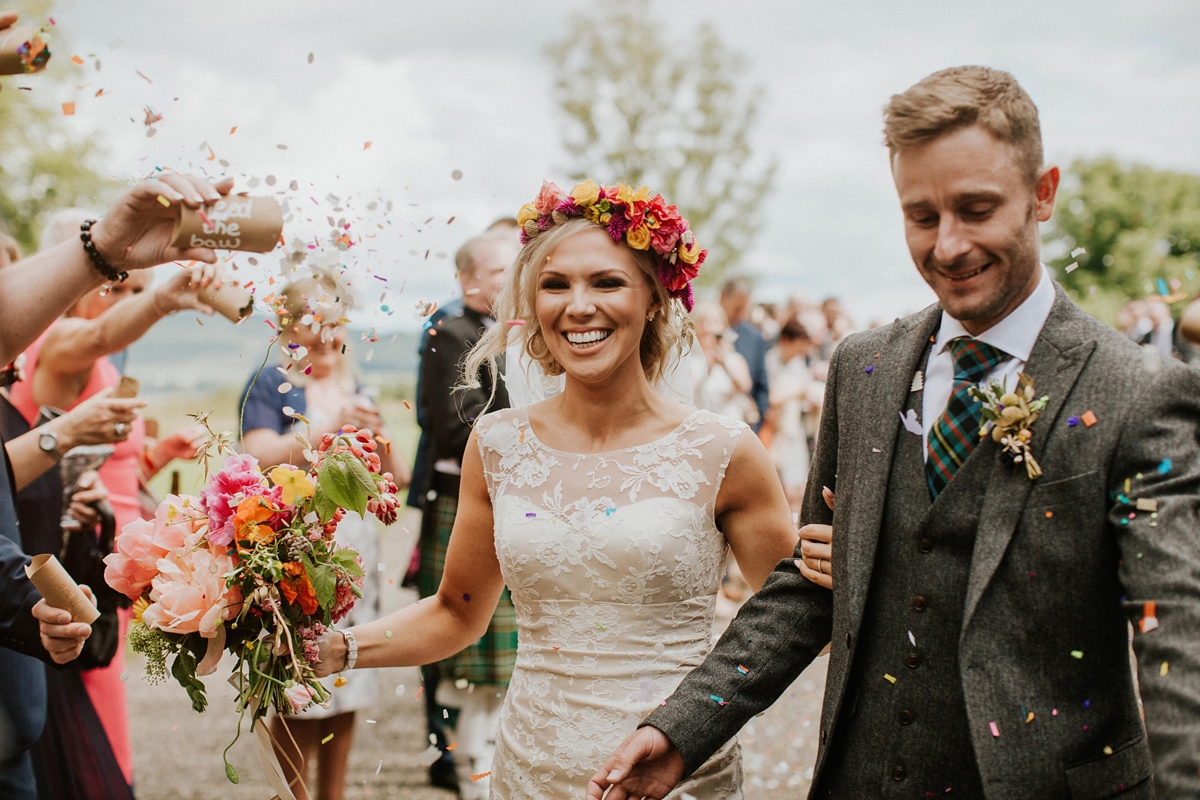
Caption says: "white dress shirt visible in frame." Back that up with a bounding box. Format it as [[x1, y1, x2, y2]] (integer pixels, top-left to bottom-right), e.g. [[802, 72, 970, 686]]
[[921, 266, 1056, 461]]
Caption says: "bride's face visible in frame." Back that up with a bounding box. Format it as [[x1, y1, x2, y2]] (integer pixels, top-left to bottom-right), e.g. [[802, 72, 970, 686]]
[[535, 227, 657, 387]]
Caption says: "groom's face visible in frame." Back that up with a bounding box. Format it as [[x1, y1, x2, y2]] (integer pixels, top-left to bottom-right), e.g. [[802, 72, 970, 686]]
[[893, 124, 1059, 335]]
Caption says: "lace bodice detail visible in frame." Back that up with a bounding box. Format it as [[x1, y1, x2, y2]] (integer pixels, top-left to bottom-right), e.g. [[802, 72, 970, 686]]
[[476, 407, 748, 799]]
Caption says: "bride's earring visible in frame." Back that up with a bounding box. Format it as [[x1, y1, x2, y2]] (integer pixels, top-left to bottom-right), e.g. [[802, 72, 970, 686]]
[[647, 310, 656, 322]]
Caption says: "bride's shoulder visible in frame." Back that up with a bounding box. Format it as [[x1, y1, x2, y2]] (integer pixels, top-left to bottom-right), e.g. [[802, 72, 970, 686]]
[[685, 407, 751, 438]]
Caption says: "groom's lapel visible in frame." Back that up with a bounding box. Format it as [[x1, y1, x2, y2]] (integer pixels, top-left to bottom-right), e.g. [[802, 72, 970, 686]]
[[961, 285, 1097, 636], [842, 306, 940, 634]]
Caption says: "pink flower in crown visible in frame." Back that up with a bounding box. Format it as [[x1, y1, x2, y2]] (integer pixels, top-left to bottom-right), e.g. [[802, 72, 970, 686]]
[[202, 454, 267, 546], [648, 200, 683, 253], [534, 181, 566, 215], [555, 197, 580, 217], [606, 212, 630, 243]]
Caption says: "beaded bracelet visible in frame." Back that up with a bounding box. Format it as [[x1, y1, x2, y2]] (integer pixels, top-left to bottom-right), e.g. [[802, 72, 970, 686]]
[[80, 220, 128, 283]]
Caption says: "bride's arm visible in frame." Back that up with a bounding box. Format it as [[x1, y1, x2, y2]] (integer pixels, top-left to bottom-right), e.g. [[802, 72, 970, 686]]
[[715, 430, 800, 592], [313, 435, 504, 676]]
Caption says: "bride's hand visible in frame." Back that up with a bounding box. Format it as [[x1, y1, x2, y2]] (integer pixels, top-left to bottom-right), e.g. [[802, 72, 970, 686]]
[[797, 487, 834, 589], [312, 629, 349, 678]]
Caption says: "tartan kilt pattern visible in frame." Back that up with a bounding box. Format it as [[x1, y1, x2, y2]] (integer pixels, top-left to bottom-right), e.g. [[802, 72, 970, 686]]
[[416, 490, 517, 687]]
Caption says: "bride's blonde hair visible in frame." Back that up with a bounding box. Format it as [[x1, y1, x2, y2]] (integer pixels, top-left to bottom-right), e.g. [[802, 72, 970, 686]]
[[463, 217, 693, 400]]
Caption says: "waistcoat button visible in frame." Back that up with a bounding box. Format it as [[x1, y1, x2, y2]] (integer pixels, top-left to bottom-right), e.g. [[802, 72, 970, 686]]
[[918, 538, 933, 553], [898, 709, 913, 725], [906, 653, 921, 668], [892, 765, 907, 781], [912, 596, 927, 611]]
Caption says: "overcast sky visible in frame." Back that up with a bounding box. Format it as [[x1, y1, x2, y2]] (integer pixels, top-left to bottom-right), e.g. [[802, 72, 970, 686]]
[[37, 0, 1200, 330]]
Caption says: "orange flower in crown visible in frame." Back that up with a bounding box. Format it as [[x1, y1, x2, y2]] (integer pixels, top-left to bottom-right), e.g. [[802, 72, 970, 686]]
[[516, 180, 706, 310]]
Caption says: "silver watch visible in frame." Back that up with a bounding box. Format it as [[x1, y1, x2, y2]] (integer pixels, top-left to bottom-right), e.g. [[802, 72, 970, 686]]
[[37, 427, 61, 460], [341, 630, 358, 672]]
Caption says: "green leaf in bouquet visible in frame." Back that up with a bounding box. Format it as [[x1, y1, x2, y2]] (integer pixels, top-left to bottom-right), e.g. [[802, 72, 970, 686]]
[[332, 548, 364, 577], [171, 649, 209, 714], [344, 455, 382, 500], [318, 454, 368, 515], [314, 564, 337, 608], [311, 484, 338, 525]]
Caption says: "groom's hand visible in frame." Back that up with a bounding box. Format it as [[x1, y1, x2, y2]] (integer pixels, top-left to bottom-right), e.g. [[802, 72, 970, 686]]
[[586, 726, 684, 800]]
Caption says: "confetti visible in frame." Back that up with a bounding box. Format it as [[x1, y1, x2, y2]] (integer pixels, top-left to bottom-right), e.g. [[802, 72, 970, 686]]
[[307, 52, 314, 64], [1135, 498, 1158, 512], [1071, 247, 1087, 257], [1081, 410, 1098, 427], [899, 409, 922, 436], [737, 665, 749, 675], [1157, 458, 1172, 475], [883, 673, 896, 684], [136, 70, 152, 83], [452, 169, 463, 180], [506, 319, 526, 327], [910, 371, 924, 391], [1160, 661, 1169, 676], [1067, 415, 1079, 427], [471, 772, 492, 781], [1045, 511, 1053, 518], [376, 760, 383, 775], [1103, 745, 1113, 756], [1071, 650, 1084, 659], [710, 694, 724, 703], [61, 102, 75, 116], [1065, 262, 1079, 273], [864, 365, 875, 374], [277, 382, 293, 393], [70, 55, 84, 65], [385, 630, 393, 638], [463, 593, 471, 602], [156, 195, 171, 207], [321, 734, 334, 744], [363, 141, 372, 149], [334, 675, 348, 687], [1026, 711, 1035, 723], [989, 721, 1000, 737]]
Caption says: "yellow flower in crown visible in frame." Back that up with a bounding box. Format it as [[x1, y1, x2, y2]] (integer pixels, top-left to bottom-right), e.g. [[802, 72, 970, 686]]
[[678, 230, 701, 265], [615, 183, 652, 206], [516, 203, 539, 227], [570, 179, 601, 206], [626, 224, 652, 250]]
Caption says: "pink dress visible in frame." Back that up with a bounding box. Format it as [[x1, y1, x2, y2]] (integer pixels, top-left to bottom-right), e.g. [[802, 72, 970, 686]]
[[10, 325, 142, 785]]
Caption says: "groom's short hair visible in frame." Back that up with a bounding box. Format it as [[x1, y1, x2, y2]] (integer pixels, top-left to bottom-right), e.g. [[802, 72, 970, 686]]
[[883, 66, 1043, 186]]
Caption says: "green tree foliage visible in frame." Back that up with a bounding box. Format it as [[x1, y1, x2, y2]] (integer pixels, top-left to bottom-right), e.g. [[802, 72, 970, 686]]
[[545, 0, 776, 284], [1046, 157, 1200, 324], [0, 1, 117, 254]]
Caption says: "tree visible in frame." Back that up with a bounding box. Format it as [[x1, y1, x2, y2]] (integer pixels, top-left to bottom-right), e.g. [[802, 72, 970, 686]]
[[1045, 157, 1200, 324], [0, 2, 117, 254], [545, 0, 776, 285]]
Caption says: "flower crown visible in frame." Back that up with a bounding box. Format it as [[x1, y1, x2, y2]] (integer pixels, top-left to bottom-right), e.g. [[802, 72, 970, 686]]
[[517, 180, 706, 311]]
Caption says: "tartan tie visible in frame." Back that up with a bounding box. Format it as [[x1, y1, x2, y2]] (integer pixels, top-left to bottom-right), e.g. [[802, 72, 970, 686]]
[[926, 337, 1010, 498]]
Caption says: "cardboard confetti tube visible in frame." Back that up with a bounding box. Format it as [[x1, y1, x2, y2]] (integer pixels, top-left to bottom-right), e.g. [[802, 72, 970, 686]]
[[24, 554, 100, 624], [112, 375, 139, 398], [0, 26, 50, 75], [170, 195, 283, 253], [198, 282, 254, 323]]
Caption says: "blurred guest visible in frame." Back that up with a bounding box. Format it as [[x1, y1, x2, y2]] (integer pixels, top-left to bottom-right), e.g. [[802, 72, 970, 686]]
[[766, 319, 819, 508], [752, 302, 780, 343], [6, 253, 220, 789], [242, 274, 408, 800], [416, 230, 519, 798], [818, 296, 854, 361], [719, 276, 769, 431], [692, 301, 758, 426]]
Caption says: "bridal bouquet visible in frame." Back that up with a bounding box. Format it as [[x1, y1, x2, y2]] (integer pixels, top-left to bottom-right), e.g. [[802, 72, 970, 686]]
[[104, 424, 400, 782]]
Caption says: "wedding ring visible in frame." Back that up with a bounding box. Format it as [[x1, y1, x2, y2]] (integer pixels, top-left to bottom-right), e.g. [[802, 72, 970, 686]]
[[115, 421, 128, 436]]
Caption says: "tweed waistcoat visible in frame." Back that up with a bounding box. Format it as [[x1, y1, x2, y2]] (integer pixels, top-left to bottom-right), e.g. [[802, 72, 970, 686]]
[[819, 357, 996, 797]]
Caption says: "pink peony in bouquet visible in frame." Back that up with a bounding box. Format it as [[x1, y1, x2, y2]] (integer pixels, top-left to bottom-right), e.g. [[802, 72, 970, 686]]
[[105, 424, 400, 783]]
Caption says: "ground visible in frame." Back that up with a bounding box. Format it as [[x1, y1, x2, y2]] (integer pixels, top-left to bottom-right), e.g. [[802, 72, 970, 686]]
[[127, 505, 828, 799]]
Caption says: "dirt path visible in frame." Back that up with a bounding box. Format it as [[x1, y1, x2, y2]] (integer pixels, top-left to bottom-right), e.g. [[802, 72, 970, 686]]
[[128, 510, 827, 798]]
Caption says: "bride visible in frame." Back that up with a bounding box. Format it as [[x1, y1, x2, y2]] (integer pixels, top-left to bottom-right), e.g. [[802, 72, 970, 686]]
[[314, 180, 799, 798]]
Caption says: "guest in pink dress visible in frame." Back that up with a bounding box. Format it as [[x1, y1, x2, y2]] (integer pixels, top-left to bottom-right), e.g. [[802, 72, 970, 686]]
[[8, 259, 219, 788]]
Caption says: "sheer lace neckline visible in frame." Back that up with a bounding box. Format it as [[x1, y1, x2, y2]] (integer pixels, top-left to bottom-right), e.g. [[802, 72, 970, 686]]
[[521, 406, 702, 457]]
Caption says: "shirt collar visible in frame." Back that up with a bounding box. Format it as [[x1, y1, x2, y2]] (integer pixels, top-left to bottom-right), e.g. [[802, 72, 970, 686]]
[[934, 265, 1055, 362]]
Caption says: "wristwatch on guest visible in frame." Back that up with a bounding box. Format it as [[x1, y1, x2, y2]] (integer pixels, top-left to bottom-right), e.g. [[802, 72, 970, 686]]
[[341, 630, 358, 672], [37, 427, 62, 460]]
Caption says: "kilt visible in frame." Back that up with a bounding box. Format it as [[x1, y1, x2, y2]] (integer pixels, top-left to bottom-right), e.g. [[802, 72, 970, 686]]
[[417, 476, 517, 687]]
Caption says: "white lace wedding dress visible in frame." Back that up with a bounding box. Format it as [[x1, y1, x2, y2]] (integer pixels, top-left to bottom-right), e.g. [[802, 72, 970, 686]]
[[475, 406, 748, 799]]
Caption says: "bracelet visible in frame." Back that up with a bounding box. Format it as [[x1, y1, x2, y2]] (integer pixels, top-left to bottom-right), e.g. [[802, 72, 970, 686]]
[[80, 220, 128, 284], [340, 629, 358, 672]]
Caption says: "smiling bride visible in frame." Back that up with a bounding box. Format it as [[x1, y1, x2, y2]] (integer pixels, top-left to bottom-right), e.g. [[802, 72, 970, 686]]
[[313, 180, 800, 799]]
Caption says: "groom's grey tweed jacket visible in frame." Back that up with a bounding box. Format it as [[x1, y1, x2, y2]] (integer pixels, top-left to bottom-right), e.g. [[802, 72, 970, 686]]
[[647, 285, 1200, 798]]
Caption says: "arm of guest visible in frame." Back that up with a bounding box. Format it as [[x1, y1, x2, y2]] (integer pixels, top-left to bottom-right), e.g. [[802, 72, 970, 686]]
[[0, 175, 231, 366], [314, 433, 503, 674], [1115, 362, 1200, 796], [36, 262, 218, 378], [641, 349, 843, 777]]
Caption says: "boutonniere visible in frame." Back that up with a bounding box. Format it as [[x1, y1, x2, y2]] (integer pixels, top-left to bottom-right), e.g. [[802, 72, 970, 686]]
[[971, 372, 1050, 479]]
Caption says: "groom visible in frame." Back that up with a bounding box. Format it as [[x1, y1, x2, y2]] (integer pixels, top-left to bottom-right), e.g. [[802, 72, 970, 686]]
[[590, 66, 1200, 798]]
